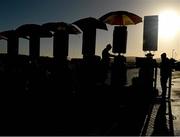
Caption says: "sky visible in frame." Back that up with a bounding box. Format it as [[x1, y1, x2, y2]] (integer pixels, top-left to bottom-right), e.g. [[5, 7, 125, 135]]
[[1, 0, 180, 59]]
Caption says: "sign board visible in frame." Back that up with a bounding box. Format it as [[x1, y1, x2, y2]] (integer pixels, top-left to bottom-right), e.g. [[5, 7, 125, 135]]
[[143, 15, 158, 51], [112, 26, 127, 54]]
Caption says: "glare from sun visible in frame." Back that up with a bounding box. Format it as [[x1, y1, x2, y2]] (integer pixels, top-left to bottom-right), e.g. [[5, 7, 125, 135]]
[[159, 10, 180, 39]]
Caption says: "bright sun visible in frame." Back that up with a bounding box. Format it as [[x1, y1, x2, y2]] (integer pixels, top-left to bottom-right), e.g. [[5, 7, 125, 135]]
[[159, 10, 180, 39]]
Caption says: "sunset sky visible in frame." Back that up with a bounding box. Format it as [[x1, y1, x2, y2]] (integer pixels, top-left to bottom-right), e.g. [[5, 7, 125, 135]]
[[1, 0, 180, 59]]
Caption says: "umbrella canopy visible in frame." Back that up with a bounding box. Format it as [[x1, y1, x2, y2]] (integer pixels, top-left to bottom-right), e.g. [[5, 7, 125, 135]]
[[0, 30, 19, 56], [73, 17, 108, 57], [0, 30, 12, 40], [16, 24, 52, 59], [0, 30, 28, 40], [99, 11, 142, 26], [16, 24, 52, 37], [42, 22, 81, 61], [0, 30, 19, 39], [42, 22, 81, 34], [0, 34, 8, 40], [73, 17, 108, 31]]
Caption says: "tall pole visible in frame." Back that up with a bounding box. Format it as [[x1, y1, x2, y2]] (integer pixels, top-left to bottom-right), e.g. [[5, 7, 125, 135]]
[[172, 49, 175, 59]]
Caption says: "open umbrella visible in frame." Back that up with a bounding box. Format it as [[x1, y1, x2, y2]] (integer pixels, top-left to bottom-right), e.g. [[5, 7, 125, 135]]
[[0, 33, 8, 40], [99, 11, 142, 26], [73, 17, 108, 57], [0, 30, 16, 40], [42, 22, 81, 61], [42, 22, 81, 34], [17, 24, 52, 37], [0, 30, 19, 56], [73, 17, 108, 31], [16, 24, 52, 59], [100, 11, 142, 54]]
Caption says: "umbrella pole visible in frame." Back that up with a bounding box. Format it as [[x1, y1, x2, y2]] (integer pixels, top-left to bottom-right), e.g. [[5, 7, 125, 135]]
[[29, 36, 40, 59], [53, 31, 69, 62], [82, 29, 96, 58], [7, 35, 19, 57], [112, 26, 127, 54]]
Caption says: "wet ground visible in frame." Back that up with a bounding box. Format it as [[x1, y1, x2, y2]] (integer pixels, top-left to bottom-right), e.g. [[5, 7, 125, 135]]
[[171, 70, 180, 136], [143, 70, 180, 136]]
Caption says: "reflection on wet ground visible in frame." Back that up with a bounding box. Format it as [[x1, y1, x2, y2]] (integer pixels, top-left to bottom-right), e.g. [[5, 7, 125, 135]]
[[171, 70, 180, 136], [142, 70, 180, 136]]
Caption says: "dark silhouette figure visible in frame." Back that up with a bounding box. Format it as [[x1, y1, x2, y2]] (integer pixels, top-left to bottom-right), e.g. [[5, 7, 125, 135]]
[[101, 44, 116, 84], [160, 53, 171, 100], [102, 44, 115, 63]]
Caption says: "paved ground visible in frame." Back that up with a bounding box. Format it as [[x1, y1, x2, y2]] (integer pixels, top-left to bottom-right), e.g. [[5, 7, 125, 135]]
[[140, 70, 180, 136], [106, 68, 180, 136], [171, 71, 180, 136]]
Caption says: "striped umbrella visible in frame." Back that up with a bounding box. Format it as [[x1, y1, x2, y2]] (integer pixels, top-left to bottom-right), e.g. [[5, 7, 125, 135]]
[[99, 11, 142, 26]]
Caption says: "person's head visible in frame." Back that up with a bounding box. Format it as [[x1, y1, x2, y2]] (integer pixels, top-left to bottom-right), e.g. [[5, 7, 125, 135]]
[[106, 44, 112, 51], [161, 53, 167, 59]]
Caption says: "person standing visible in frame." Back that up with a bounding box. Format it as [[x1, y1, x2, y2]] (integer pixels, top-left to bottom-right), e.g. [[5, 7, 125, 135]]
[[160, 53, 171, 100]]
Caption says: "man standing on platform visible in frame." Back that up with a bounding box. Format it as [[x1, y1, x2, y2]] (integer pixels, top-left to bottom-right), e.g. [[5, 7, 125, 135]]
[[160, 53, 171, 100]]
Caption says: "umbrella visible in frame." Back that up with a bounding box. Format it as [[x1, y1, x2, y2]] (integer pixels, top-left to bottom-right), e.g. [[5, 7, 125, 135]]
[[16, 24, 52, 58], [42, 22, 81, 34], [42, 22, 81, 60], [73, 17, 108, 31], [0, 30, 19, 56], [0, 34, 8, 40], [100, 11, 142, 54], [73, 17, 108, 57], [0, 30, 13, 40], [99, 11, 142, 26], [0, 30, 28, 40], [16, 24, 52, 37]]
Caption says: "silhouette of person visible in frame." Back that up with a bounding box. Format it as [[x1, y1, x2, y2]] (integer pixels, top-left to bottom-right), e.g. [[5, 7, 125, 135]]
[[102, 44, 116, 64], [101, 44, 116, 84], [160, 53, 171, 100]]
